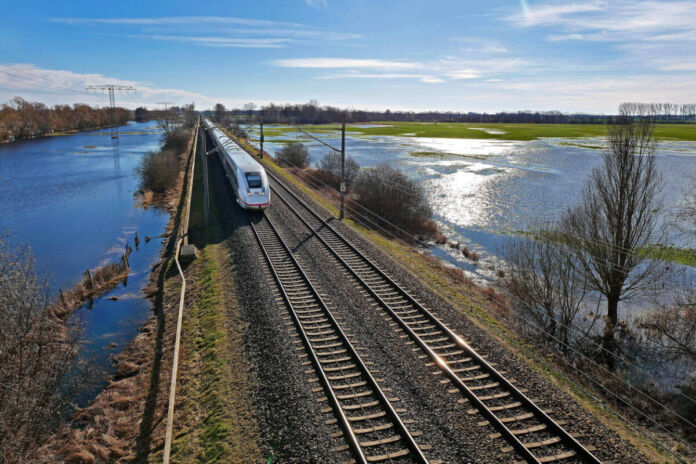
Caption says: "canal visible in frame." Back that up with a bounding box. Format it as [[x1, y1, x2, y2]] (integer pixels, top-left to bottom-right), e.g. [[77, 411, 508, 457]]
[[0, 120, 169, 406]]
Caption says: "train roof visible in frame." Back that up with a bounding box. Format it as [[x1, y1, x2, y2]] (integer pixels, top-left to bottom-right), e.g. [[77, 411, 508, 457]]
[[208, 125, 264, 172]]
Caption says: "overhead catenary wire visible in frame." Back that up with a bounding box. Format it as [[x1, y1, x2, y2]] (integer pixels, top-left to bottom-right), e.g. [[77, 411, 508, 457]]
[[265, 150, 696, 419], [256, 123, 685, 260], [225, 122, 696, 461], [267, 171, 694, 463], [234, 123, 696, 401], [274, 147, 689, 286]]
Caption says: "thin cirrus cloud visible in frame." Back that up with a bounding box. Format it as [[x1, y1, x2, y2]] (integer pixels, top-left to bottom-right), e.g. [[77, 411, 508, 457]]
[[315, 72, 444, 84], [506, 1, 696, 74], [275, 57, 529, 82], [50, 16, 303, 29], [507, 1, 696, 42], [132, 35, 292, 48], [50, 15, 360, 48], [273, 58, 423, 70]]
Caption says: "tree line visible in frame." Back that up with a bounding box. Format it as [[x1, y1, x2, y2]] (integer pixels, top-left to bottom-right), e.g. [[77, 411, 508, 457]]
[[210, 100, 696, 125], [0, 97, 131, 142]]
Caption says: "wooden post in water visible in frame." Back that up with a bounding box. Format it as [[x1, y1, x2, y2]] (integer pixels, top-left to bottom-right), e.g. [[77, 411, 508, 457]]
[[85, 269, 93, 290], [339, 112, 346, 220]]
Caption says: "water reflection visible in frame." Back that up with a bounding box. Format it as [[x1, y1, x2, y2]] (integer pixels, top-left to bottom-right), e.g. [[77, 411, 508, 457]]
[[245, 125, 696, 285], [0, 120, 169, 407]]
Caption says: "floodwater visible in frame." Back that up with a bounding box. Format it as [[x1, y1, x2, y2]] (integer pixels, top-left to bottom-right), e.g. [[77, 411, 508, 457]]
[[246, 125, 696, 290], [0, 120, 169, 406]]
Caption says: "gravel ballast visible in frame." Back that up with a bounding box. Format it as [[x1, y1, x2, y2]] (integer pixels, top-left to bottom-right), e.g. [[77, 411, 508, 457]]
[[263, 171, 652, 463]]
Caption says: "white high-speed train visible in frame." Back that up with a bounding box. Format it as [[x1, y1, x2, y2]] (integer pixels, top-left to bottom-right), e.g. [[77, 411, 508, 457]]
[[203, 119, 270, 210]]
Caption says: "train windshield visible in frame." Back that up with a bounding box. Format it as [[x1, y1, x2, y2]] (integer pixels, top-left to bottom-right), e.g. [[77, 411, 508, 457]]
[[246, 172, 263, 189]]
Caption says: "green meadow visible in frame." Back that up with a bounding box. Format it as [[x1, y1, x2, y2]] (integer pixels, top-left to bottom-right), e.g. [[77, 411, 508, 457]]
[[255, 121, 696, 142], [343, 122, 696, 141]]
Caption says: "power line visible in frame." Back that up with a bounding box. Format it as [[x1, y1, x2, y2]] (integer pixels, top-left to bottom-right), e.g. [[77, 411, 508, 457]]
[[85, 84, 136, 139]]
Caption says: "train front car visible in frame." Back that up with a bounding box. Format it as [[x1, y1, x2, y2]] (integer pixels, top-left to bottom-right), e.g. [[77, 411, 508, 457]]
[[207, 123, 270, 211], [234, 157, 270, 211]]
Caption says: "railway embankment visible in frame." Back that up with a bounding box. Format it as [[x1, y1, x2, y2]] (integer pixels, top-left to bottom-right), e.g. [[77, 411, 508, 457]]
[[227, 130, 681, 463]]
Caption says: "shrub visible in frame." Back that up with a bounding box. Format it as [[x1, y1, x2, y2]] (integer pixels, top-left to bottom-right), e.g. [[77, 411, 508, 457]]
[[434, 232, 447, 244], [162, 127, 190, 153], [349, 163, 436, 238], [276, 142, 310, 168], [0, 236, 83, 462], [319, 152, 360, 188], [136, 149, 180, 193], [306, 168, 339, 190], [228, 123, 247, 139]]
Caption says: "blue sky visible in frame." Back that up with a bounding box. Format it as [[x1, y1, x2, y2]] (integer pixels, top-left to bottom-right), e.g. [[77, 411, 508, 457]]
[[1, 0, 695, 113]]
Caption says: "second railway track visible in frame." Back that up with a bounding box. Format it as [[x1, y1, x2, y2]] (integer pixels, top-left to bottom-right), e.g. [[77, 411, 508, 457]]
[[250, 212, 434, 464], [266, 171, 603, 464]]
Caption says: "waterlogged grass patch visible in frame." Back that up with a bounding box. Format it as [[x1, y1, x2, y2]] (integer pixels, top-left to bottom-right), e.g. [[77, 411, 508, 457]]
[[557, 142, 605, 150], [409, 151, 450, 158], [640, 245, 696, 267], [344, 121, 696, 141]]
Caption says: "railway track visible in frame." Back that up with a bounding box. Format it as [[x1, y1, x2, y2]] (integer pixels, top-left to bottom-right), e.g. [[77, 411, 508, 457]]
[[250, 213, 432, 464], [267, 172, 603, 464]]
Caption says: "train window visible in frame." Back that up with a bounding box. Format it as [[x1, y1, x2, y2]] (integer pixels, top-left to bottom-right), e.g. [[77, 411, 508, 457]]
[[246, 173, 263, 189]]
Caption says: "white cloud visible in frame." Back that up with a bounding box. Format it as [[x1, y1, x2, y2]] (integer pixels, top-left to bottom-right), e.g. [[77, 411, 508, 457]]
[[512, 2, 605, 27], [315, 72, 441, 82], [450, 37, 510, 54], [273, 58, 423, 70], [51, 15, 360, 47], [0, 63, 242, 109], [446, 69, 481, 79], [421, 77, 444, 84], [51, 15, 302, 29], [133, 35, 291, 48], [508, 1, 696, 41]]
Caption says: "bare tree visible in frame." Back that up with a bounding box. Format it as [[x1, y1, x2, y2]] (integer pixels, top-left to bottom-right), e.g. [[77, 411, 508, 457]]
[[503, 227, 589, 351], [639, 276, 696, 362], [676, 175, 696, 236], [561, 112, 663, 369], [182, 103, 196, 128], [319, 152, 360, 188], [158, 109, 173, 136], [242, 102, 256, 121], [213, 103, 226, 123], [0, 235, 84, 463]]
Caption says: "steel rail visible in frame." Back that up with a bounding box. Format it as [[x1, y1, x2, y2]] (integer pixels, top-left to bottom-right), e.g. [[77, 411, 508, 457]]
[[267, 173, 602, 464], [251, 213, 429, 464]]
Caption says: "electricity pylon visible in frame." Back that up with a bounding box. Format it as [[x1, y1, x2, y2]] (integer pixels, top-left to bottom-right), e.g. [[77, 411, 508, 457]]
[[86, 84, 136, 139]]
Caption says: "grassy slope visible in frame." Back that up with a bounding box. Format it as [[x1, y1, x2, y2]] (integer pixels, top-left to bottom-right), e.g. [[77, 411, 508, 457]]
[[229, 131, 680, 463], [170, 151, 261, 463]]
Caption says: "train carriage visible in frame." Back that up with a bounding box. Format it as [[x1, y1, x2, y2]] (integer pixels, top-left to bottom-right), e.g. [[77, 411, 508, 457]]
[[204, 119, 270, 210]]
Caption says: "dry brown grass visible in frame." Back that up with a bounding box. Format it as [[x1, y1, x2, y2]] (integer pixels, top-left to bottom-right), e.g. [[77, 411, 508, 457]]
[[50, 256, 130, 321]]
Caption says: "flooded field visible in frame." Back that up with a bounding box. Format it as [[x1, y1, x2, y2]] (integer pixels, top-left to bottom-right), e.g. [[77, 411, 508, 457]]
[[245, 125, 696, 288], [0, 120, 168, 406]]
